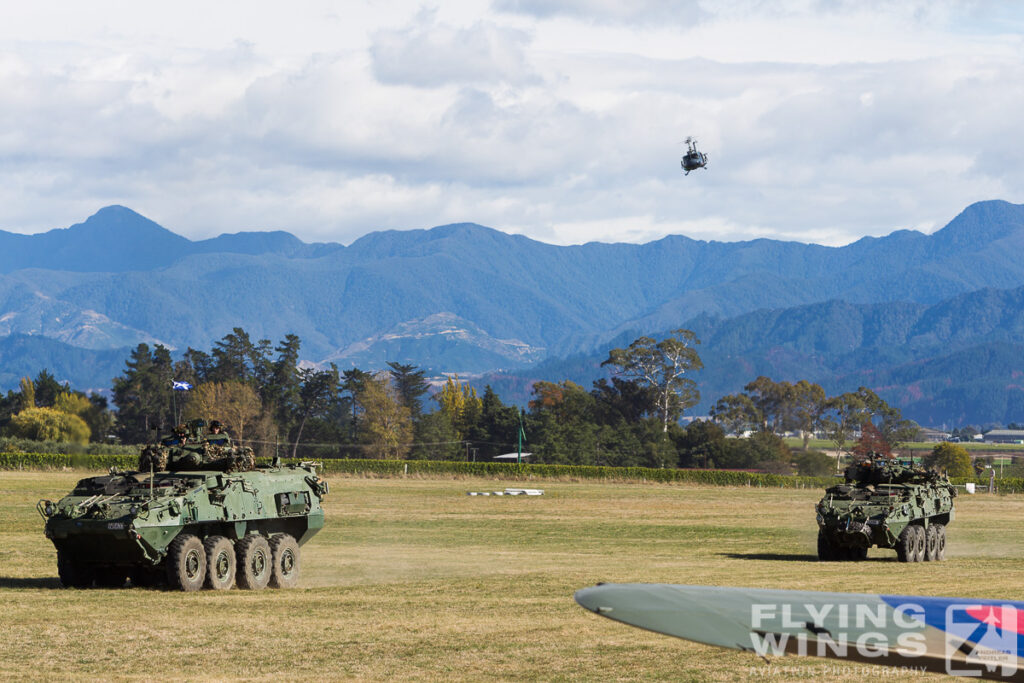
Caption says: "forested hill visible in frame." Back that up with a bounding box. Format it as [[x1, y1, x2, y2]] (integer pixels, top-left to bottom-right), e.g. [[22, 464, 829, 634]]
[[484, 286, 1024, 427], [4, 200, 1024, 425]]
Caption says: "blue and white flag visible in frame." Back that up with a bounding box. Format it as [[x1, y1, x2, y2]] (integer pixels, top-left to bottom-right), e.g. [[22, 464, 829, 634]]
[[172, 380, 193, 391]]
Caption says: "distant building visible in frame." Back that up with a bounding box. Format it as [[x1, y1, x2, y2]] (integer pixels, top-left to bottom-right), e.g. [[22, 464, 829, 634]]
[[983, 429, 1024, 444], [918, 428, 951, 443]]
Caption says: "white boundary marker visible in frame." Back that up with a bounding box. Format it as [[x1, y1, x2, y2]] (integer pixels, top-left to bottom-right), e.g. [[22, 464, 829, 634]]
[[467, 488, 544, 496]]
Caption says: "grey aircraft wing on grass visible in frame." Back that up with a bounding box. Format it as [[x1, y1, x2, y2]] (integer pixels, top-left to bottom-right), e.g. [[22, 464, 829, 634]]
[[575, 583, 1024, 681]]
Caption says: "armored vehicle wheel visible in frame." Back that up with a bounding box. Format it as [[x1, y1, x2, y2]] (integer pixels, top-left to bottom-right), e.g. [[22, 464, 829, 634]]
[[204, 536, 236, 590], [57, 550, 94, 588], [896, 526, 915, 562], [269, 534, 300, 589], [911, 525, 926, 562], [924, 525, 938, 561], [167, 534, 207, 592], [934, 524, 946, 561], [817, 532, 835, 561], [235, 534, 271, 590], [850, 546, 868, 561]]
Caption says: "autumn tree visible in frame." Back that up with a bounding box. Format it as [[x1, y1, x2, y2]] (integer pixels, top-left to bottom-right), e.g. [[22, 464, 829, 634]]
[[434, 374, 481, 439], [184, 380, 262, 446], [6, 407, 90, 444], [602, 329, 702, 433], [926, 442, 972, 478], [852, 421, 891, 458], [359, 374, 413, 459]]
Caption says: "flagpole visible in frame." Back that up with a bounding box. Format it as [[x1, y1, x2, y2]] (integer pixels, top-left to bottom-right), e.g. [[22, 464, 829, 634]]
[[517, 408, 524, 464]]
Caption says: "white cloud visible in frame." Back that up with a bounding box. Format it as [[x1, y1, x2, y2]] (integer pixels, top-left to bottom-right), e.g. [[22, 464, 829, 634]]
[[0, 1, 1022, 250]]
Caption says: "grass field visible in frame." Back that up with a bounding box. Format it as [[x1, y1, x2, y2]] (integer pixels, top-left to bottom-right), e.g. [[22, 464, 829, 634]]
[[2, 472, 1023, 681]]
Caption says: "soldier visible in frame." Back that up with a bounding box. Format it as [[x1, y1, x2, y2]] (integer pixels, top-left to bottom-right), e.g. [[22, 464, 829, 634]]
[[206, 420, 230, 446]]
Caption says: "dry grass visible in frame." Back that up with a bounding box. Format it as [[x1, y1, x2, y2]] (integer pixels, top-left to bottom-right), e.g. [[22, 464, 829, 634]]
[[1, 472, 1022, 681]]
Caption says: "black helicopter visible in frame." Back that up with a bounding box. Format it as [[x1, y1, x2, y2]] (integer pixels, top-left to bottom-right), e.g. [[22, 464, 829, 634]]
[[680, 136, 708, 175]]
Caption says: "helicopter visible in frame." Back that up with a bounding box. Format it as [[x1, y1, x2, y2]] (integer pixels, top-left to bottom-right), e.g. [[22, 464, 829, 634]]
[[680, 136, 708, 175]]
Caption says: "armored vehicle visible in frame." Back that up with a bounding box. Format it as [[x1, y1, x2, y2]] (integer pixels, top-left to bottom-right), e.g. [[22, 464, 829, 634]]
[[815, 457, 956, 563], [38, 420, 329, 591]]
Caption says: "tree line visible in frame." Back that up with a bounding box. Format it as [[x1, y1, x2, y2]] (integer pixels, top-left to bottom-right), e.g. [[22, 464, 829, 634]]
[[0, 326, 929, 472]]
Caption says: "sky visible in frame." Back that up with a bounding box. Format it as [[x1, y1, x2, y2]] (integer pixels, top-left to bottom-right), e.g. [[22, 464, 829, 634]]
[[1, 0, 1022, 247]]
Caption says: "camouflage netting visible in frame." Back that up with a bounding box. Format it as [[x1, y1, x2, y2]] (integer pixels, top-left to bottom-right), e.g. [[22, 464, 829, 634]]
[[138, 443, 255, 473], [138, 444, 168, 471]]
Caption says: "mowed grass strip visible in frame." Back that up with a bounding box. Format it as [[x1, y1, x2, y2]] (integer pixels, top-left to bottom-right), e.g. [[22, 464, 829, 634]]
[[2, 472, 1021, 681]]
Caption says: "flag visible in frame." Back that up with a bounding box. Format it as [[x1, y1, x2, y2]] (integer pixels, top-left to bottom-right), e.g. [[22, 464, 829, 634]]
[[172, 380, 193, 391]]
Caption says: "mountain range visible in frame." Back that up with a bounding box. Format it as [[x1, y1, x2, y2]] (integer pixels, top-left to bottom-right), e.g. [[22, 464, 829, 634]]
[[3, 201, 1024, 427]]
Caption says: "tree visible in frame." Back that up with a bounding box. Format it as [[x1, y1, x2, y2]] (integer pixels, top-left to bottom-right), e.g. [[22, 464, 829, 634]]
[[675, 419, 728, 468], [591, 377, 658, 426], [852, 421, 891, 458], [410, 411, 460, 460], [743, 377, 795, 434], [6, 407, 90, 444], [359, 375, 413, 459], [291, 367, 339, 458], [387, 362, 429, 418], [602, 329, 703, 433], [112, 343, 176, 442], [710, 393, 761, 436], [791, 380, 827, 450], [434, 374, 481, 440], [341, 368, 372, 440], [822, 391, 867, 460], [18, 376, 35, 411], [793, 450, 834, 476], [209, 328, 270, 385], [183, 381, 263, 446], [33, 369, 66, 408], [925, 442, 972, 478]]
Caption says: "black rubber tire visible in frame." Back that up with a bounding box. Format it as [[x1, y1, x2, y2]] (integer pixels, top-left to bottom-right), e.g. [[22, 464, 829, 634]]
[[235, 534, 271, 590], [934, 524, 946, 561], [850, 546, 868, 562], [896, 526, 914, 562], [269, 534, 301, 589], [911, 525, 926, 562], [166, 534, 206, 592], [924, 525, 938, 561], [204, 536, 236, 590], [57, 550, 94, 588]]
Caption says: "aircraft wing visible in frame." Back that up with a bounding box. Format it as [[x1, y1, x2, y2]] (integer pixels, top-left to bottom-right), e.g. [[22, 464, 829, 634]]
[[575, 583, 1024, 681]]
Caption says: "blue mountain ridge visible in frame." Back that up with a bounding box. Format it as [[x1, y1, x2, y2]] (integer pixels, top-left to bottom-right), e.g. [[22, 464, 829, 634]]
[[4, 200, 1024, 426]]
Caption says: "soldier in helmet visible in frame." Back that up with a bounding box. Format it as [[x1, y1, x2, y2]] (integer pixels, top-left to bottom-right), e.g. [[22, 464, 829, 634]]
[[206, 420, 230, 446]]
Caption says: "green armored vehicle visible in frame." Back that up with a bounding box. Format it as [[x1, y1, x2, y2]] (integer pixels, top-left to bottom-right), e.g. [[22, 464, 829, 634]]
[[815, 457, 956, 563], [38, 420, 329, 591]]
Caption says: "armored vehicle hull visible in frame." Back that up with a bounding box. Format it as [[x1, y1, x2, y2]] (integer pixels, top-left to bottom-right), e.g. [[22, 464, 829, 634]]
[[39, 463, 328, 590], [815, 458, 956, 563]]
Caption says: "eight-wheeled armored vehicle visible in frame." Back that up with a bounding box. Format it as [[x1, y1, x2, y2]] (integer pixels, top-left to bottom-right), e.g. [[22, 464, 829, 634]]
[[38, 420, 329, 591], [815, 457, 956, 562]]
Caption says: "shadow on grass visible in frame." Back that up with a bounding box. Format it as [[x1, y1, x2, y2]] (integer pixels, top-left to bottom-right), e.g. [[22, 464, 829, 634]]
[[0, 576, 62, 589], [720, 552, 891, 563]]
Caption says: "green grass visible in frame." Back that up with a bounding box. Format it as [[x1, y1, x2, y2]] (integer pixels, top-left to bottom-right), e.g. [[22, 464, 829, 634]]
[[3, 472, 1023, 681]]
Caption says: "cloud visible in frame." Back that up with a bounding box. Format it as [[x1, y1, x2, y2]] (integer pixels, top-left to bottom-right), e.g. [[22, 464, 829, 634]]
[[493, 0, 705, 25], [0, 2, 1022, 251], [370, 10, 536, 87]]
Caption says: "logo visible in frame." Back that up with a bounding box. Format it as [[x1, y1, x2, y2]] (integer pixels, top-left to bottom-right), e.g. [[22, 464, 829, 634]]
[[945, 604, 1019, 678]]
